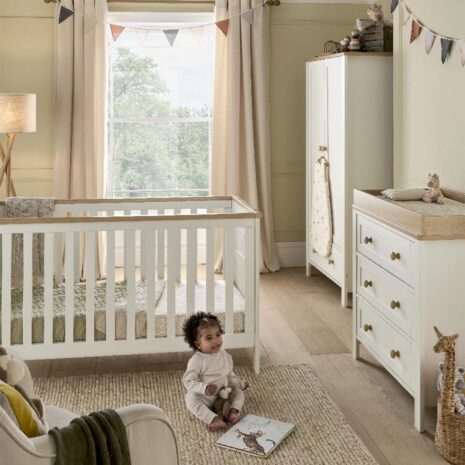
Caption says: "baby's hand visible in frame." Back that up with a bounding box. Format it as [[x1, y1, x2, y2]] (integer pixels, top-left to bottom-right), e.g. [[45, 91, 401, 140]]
[[205, 384, 217, 396], [243, 382, 251, 391]]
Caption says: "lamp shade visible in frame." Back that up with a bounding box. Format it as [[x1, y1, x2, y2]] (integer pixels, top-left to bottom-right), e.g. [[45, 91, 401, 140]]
[[0, 94, 36, 134]]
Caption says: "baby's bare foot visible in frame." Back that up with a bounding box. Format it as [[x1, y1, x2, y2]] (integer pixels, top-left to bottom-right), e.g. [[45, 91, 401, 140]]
[[208, 416, 227, 432], [225, 408, 240, 424]]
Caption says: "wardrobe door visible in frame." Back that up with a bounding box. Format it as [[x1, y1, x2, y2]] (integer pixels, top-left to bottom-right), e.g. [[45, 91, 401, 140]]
[[325, 57, 345, 249]]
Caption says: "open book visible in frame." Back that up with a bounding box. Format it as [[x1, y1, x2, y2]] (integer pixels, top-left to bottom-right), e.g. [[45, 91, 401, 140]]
[[216, 414, 295, 458]]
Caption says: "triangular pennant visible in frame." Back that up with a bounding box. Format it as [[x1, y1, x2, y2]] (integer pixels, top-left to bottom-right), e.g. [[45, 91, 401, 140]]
[[424, 30, 435, 54], [460, 40, 465, 67], [163, 29, 179, 47], [391, 0, 399, 13], [410, 20, 422, 43], [136, 29, 150, 44], [190, 27, 204, 44], [58, 6, 74, 24], [242, 9, 254, 25], [400, 5, 411, 26], [110, 24, 125, 42], [216, 19, 229, 37], [440, 38, 453, 64]]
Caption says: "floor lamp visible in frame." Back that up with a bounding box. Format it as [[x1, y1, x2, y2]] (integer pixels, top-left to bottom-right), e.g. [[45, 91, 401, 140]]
[[0, 94, 36, 197]]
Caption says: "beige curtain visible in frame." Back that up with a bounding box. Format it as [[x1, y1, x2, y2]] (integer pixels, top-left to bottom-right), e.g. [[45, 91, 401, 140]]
[[53, 0, 108, 278], [212, 0, 280, 273]]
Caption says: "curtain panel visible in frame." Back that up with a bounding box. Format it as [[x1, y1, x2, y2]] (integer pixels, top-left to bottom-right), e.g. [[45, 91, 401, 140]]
[[211, 0, 280, 272], [54, 0, 108, 278]]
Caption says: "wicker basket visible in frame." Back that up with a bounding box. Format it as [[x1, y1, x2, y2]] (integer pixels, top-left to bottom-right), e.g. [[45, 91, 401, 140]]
[[434, 327, 465, 464]]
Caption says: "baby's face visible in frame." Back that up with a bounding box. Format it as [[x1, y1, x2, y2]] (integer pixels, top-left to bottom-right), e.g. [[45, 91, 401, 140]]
[[195, 325, 223, 354]]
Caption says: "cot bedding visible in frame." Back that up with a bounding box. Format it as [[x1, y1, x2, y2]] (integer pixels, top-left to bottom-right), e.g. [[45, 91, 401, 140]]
[[0, 280, 246, 344]]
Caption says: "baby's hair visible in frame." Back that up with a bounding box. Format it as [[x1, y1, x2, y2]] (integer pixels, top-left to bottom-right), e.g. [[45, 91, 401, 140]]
[[183, 312, 223, 350]]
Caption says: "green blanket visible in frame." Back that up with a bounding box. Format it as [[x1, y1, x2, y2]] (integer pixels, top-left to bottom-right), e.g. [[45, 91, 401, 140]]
[[49, 409, 131, 465]]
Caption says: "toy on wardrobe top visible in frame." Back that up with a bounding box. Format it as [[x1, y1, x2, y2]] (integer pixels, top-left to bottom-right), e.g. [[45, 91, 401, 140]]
[[423, 173, 445, 204]]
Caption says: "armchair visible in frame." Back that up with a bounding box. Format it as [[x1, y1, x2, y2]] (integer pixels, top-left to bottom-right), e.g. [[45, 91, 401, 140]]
[[0, 359, 180, 465]]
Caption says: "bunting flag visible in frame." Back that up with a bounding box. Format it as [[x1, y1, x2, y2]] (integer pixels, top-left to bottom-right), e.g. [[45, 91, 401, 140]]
[[163, 29, 179, 47], [110, 24, 125, 42], [424, 29, 435, 54], [391, 0, 399, 13], [242, 9, 254, 25], [216, 19, 229, 37], [400, 6, 411, 26], [58, 6, 74, 24], [460, 41, 465, 67], [441, 38, 453, 64], [136, 29, 150, 44], [410, 20, 422, 43]]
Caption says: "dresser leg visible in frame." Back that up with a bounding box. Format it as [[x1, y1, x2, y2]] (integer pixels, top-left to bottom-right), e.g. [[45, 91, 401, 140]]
[[340, 287, 348, 307], [414, 396, 424, 432], [353, 338, 360, 360], [306, 262, 312, 277]]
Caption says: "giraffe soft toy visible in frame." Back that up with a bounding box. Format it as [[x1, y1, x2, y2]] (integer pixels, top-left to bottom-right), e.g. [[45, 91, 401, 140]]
[[422, 173, 444, 204], [433, 327, 459, 416]]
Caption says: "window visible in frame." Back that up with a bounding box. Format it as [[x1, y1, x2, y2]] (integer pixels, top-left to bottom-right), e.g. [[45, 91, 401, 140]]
[[107, 12, 215, 198]]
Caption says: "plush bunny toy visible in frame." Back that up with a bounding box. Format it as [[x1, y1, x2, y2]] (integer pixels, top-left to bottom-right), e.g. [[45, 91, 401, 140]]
[[422, 173, 444, 204]]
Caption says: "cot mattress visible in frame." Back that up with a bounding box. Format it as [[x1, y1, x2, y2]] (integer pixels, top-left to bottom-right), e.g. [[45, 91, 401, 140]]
[[0, 280, 246, 344]]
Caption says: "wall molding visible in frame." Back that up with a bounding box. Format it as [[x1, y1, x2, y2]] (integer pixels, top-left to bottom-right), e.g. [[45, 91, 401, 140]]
[[276, 241, 305, 267]]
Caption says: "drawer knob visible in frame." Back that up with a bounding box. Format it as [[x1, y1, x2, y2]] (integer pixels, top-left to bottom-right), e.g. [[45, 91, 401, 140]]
[[363, 280, 373, 288], [364, 236, 373, 245], [390, 349, 400, 359], [390, 252, 401, 261], [390, 300, 401, 309], [363, 323, 372, 332], [328, 259, 335, 265], [318, 145, 327, 152]]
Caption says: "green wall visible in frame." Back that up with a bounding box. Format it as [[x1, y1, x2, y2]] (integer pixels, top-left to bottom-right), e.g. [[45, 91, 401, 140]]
[[0, 0, 385, 243]]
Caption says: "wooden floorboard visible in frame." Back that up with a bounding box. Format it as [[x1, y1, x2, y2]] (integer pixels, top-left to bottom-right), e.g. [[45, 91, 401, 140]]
[[27, 267, 446, 464]]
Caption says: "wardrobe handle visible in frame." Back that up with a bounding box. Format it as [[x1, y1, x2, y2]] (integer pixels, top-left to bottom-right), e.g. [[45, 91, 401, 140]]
[[363, 280, 373, 288], [318, 145, 327, 152], [390, 252, 401, 261], [363, 324, 372, 332], [390, 350, 400, 359], [390, 300, 401, 309], [328, 259, 334, 265], [364, 236, 373, 245]]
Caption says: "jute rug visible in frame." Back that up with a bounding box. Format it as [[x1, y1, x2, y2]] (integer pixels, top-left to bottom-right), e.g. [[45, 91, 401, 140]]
[[35, 364, 378, 465]]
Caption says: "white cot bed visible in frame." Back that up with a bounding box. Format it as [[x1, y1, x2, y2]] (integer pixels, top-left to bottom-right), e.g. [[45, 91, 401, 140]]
[[0, 196, 261, 372]]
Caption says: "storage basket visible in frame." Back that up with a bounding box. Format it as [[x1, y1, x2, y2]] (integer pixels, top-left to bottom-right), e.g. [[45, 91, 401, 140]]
[[434, 326, 465, 464]]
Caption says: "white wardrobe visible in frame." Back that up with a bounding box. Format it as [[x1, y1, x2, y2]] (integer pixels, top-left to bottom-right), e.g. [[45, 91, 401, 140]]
[[306, 53, 393, 306]]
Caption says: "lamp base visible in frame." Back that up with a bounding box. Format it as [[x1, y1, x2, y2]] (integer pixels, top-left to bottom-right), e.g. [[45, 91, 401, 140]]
[[0, 133, 17, 197]]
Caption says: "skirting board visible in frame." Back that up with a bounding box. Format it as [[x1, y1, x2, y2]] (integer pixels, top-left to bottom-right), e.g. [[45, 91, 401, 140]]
[[276, 241, 305, 267]]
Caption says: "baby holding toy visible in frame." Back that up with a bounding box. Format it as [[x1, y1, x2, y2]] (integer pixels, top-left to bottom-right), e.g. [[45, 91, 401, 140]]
[[182, 312, 250, 432]]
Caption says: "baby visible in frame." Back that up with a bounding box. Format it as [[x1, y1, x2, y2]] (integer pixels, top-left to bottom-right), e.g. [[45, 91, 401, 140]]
[[182, 312, 249, 432]]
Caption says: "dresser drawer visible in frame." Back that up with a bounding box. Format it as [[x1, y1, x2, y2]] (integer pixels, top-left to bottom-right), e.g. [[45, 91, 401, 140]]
[[357, 296, 414, 391], [356, 254, 416, 339], [309, 243, 343, 285], [356, 214, 416, 286]]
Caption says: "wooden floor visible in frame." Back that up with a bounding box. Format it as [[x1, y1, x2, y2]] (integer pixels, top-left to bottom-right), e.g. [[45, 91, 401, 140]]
[[27, 267, 446, 464]]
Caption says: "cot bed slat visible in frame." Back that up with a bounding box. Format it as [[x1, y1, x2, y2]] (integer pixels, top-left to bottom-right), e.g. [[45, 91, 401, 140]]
[[85, 231, 96, 342], [167, 229, 177, 339], [186, 226, 197, 317], [140, 210, 148, 281], [206, 228, 215, 313], [43, 233, 54, 344], [125, 229, 136, 342], [106, 229, 116, 342], [224, 227, 234, 335], [1, 233, 11, 346], [22, 233, 33, 346], [65, 231, 75, 343], [54, 233, 63, 283], [173, 209, 181, 283], [244, 227, 254, 335], [145, 229, 156, 340], [157, 225, 165, 280]]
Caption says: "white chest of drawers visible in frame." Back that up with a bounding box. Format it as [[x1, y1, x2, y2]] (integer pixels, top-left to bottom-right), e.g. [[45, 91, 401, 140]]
[[353, 189, 465, 432]]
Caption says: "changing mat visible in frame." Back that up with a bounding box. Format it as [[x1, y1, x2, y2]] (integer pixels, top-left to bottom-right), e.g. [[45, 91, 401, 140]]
[[311, 157, 333, 257]]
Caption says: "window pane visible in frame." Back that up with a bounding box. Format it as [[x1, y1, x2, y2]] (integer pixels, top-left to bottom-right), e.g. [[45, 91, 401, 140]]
[[107, 16, 214, 198]]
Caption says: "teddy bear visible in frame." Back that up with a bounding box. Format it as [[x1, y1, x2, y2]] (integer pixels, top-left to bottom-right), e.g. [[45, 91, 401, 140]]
[[357, 3, 384, 32], [213, 385, 234, 418], [422, 173, 444, 204], [0, 346, 46, 422]]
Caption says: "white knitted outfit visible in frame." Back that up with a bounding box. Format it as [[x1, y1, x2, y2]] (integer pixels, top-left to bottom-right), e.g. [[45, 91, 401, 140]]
[[183, 349, 246, 425]]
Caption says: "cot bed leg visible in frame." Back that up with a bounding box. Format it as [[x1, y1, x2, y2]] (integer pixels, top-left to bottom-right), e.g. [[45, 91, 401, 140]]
[[253, 345, 260, 375]]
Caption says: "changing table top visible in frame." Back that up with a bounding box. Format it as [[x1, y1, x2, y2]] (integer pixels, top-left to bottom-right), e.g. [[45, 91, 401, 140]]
[[353, 189, 465, 240]]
